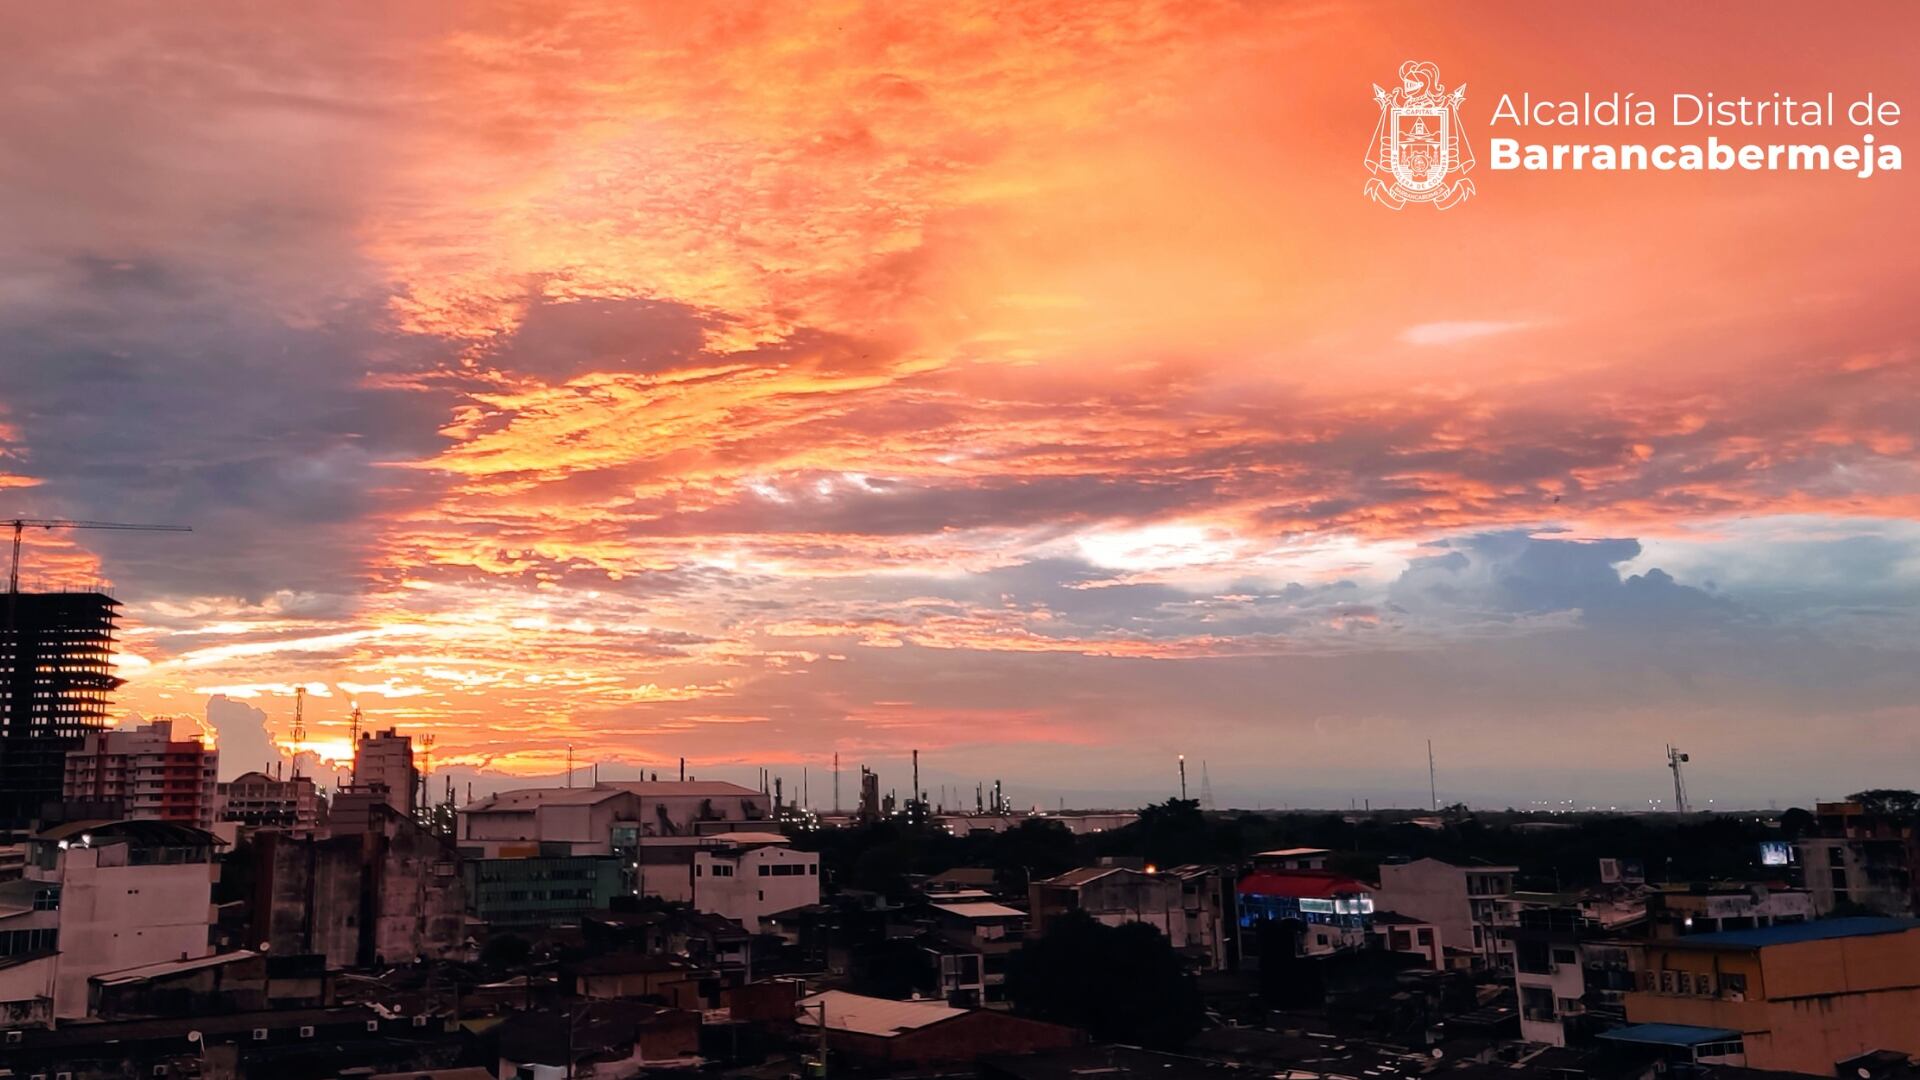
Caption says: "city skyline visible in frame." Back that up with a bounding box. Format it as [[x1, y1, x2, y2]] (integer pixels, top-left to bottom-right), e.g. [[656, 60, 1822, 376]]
[[2, 2, 1918, 809]]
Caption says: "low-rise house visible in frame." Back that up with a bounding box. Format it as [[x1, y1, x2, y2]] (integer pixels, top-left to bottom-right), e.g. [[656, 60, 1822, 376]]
[[496, 1000, 702, 1079], [1030, 866, 1192, 952], [563, 953, 708, 1009], [921, 899, 1027, 1004], [795, 989, 1081, 1069], [88, 949, 267, 1019], [1369, 910, 1445, 970], [580, 906, 756, 979]]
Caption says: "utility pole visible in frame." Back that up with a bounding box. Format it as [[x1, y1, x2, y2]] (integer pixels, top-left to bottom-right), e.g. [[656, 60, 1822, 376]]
[[806, 999, 829, 1078], [566, 744, 574, 788], [1178, 755, 1187, 801], [833, 752, 840, 815]]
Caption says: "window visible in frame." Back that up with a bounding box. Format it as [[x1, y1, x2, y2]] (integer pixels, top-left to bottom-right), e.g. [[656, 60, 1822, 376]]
[[1552, 947, 1577, 965], [809, 864, 818, 875], [1416, 928, 1432, 945], [759, 865, 771, 876], [1722, 972, 1747, 997]]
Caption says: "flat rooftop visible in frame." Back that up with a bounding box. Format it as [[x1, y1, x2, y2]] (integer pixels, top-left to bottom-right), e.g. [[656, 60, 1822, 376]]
[[1667, 915, 1918, 949], [1599, 1022, 1741, 1047]]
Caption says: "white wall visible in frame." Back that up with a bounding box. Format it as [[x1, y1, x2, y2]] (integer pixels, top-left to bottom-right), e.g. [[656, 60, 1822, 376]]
[[49, 847, 217, 1019], [693, 844, 819, 928]]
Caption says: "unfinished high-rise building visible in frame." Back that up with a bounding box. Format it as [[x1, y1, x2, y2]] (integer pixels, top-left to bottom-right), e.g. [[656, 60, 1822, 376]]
[[0, 592, 123, 837]]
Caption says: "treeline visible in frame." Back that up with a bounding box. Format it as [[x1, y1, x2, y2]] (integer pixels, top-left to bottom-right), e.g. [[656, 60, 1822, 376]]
[[792, 798, 1795, 895]]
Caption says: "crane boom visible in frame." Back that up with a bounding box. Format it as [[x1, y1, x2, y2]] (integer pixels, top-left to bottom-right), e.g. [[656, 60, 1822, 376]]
[[7, 517, 193, 594]]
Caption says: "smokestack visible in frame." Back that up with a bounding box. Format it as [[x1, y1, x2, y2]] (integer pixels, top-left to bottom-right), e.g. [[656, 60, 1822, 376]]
[[680, 757, 685, 782]]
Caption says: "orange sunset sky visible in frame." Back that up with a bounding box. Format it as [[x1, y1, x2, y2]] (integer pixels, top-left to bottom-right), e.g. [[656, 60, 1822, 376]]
[[2, 2, 1917, 808]]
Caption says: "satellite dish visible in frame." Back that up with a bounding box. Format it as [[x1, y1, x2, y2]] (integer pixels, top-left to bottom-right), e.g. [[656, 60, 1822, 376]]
[[1859, 1070, 1873, 1079], [188, 1030, 203, 1043], [1431, 1050, 1445, 1060]]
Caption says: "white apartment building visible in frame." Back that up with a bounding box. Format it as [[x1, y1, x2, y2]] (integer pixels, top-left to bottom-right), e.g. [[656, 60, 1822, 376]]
[[691, 833, 819, 928], [459, 781, 777, 903], [0, 819, 221, 1023], [61, 719, 219, 829]]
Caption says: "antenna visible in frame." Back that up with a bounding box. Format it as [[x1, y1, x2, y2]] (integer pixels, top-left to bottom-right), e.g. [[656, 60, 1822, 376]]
[[566, 744, 574, 788], [1428, 739, 1438, 812], [1178, 754, 1187, 801], [420, 733, 436, 816], [348, 704, 362, 782], [290, 687, 307, 779], [1199, 760, 1216, 812], [833, 752, 841, 815], [1667, 745, 1691, 813]]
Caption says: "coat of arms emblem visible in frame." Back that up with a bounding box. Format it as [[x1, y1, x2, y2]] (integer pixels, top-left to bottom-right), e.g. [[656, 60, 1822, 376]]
[[1365, 60, 1475, 209]]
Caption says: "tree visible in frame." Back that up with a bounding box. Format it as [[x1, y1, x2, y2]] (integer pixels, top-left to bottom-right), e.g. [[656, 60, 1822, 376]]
[[481, 932, 532, 970], [989, 818, 1077, 891], [1849, 790, 1920, 819], [1006, 910, 1204, 1049]]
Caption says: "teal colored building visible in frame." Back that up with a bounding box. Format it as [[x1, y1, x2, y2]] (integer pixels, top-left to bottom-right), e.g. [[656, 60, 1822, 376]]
[[464, 854, 628, 927]]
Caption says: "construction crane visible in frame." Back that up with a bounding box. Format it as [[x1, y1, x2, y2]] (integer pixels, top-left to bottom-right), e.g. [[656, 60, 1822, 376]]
[[7, 518, 193, 593]]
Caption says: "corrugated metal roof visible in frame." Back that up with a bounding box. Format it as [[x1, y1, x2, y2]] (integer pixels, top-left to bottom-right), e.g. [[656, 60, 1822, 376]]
[[1237, 870, 1371, 899], [931, 901, 1026, 919], [708, 831, 791, 845], [595, 780, 764, 797], [796, 990, 965, 1037], [464, 787, 627, 811], [92, 950, 258, 986], [1598, 1022, 1741, 1046], [1039, 866, 1127, 886]]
